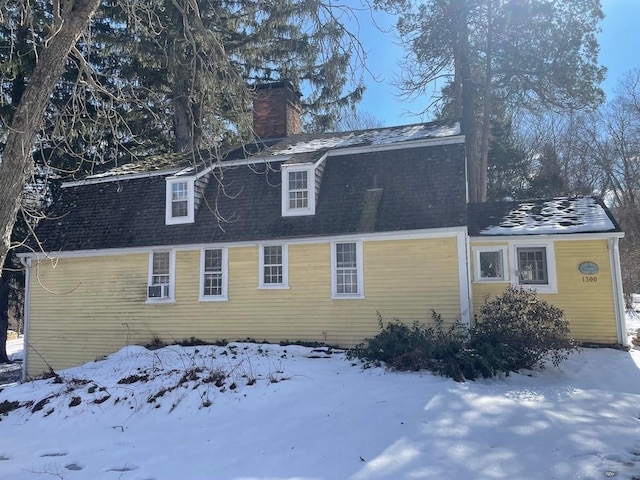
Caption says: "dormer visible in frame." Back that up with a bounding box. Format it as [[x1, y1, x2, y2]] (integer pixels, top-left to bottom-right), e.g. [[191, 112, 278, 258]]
[[281, 163, 316, 217], [165, 176, 195, 224]]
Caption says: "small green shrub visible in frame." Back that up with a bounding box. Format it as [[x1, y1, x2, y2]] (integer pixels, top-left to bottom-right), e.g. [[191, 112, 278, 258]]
[[471, 285, 580, 371], [348, 311, 469, 379], [0, 400, 21, 416], [349, 287, 579, 381]]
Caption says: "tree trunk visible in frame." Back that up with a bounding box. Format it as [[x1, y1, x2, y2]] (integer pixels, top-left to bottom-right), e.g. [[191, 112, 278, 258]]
[[0, 0, 101, 278], [456, 0, 479, 202], [479, 0, 493, 202]]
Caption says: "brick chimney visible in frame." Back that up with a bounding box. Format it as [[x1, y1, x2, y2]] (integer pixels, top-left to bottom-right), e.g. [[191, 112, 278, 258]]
[[253, 82, 302, 139]]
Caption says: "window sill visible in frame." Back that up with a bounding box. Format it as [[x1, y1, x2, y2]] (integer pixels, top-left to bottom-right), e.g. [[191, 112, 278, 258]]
[[473, 278, 509, 283], [516, 283, 557, 294], [145, 298, 175, 304], [282, 209, 314, 217], [258, 285, 291, 290], [165, 217, 194, 225], [331, 294, 365, 300], [199, 296, 229, 302]]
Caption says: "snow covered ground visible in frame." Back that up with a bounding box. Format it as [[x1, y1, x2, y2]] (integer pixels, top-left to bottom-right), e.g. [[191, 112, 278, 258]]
[[1, 320, 640, 480]]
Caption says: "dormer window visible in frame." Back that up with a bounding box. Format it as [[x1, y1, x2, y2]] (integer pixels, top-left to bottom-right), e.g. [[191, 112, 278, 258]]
[[289, 171, 308, 208], [282, 165, 315, 216], [166, 178, 194, 224]]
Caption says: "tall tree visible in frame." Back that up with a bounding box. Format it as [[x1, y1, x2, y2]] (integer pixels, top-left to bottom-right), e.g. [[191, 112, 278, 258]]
[[384, 0, 605, 202], [0, 0, 366, 360], [589, 70, 640, 300], [0, 0, 102, 362]]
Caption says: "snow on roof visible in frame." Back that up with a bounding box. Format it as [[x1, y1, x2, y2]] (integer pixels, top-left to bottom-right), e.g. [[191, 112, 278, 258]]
[[269, 122, 461, 156], [85, 153, 194, 179], [480, 197, 616, 235], [78, 122, 460, 182]]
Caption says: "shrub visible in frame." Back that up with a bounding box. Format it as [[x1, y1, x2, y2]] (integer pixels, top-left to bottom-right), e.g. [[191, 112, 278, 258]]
[[470, 285, 580, 371], [349, 287, 579, 381], [348, 311, 469, 380]]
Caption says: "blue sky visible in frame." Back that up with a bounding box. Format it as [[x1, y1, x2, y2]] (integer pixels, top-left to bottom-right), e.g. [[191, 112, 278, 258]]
[[354, 0, 640, 126]]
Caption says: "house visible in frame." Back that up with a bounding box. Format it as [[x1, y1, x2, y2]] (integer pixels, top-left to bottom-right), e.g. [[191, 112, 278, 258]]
[[18, 83, 627, 378], [468, 198, 626, 345]]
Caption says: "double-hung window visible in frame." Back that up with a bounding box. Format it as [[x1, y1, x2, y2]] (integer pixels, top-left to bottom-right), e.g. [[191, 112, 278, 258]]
[[332, 241, 364, 298], [200, 248, 228, 301], [165, 178, 194, 224], [259, 244, 288, 288], [171, 182, 188, 217], [289, 171, 308, 209], [282, 166, 315, 216], [147, 250, 174, 301]]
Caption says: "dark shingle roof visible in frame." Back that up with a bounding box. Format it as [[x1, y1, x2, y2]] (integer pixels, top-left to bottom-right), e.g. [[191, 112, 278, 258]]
[[82, 121, 461, 181], [468, 197, 621, 236], [35, 142, 467, 252]]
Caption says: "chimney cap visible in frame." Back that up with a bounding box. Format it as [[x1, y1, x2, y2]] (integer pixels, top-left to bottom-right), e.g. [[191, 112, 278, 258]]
[[252, 81, 302, 97]]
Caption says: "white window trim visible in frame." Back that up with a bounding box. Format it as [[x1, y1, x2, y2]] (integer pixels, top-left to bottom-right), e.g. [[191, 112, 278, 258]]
[[509, 241, 557, 294], [331, 241, 364, 299], [199, 247, 229, 301], [146, 250, 176, 303], [281, 165, 315, 217], [165, 177, 195, 225], [258, 244, 290, 289], [472, 245, 509, 283]]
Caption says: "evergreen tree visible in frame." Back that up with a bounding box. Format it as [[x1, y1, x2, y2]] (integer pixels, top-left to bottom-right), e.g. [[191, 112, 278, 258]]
[[380, 0, 605, 202], [0, 0, 367, 359]]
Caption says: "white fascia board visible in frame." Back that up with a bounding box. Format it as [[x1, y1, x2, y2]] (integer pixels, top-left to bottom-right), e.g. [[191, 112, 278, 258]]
[[62, 169, 183, 188], [61, 155, 294, 188], [21, 256, 31, 381], [313, 151, 329, 168], [192, 154, 293, 180], [609, 237, 628, 346], [22, 226, 469, 260], [469, 232, 624, 243]]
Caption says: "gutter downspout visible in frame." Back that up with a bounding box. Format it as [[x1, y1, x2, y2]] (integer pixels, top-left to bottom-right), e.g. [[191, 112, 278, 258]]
[[18, 255, 31, 382], [609, 237, 628, 347]]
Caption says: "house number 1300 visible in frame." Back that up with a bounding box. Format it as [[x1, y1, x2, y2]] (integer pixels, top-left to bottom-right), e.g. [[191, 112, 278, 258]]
[[582, 276, 598, 283]]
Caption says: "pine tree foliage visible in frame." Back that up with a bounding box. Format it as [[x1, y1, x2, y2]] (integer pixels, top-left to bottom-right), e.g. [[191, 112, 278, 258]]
[[1, 0, 366, 171], [378, 0, 606, 202]]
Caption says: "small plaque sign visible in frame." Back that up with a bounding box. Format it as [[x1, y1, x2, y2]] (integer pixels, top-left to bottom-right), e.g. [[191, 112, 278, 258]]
[[578, 261, 599, 275]]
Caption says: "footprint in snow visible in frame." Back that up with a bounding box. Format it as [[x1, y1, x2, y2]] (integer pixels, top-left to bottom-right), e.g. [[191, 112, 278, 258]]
[[107, 464, 138, 472], [40, 452, 68, 457], [0, 455, 10, 461], [65, 463, 84, 471]]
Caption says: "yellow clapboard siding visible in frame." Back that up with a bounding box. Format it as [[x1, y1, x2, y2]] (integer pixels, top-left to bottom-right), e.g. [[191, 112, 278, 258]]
[[470, 239, 617, 344], [26, 237, 463, 376], [552, 240, 616, 343]]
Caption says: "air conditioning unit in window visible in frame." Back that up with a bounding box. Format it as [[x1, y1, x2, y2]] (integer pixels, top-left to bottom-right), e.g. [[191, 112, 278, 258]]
[[148, 284, 170, 299]]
